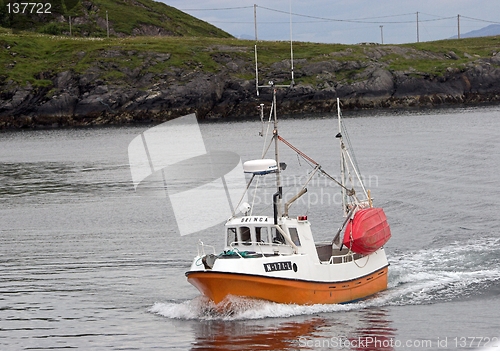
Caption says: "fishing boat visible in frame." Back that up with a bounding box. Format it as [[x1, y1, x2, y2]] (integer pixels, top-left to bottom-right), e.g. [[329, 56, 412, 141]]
[[185, 88, 391, 305]]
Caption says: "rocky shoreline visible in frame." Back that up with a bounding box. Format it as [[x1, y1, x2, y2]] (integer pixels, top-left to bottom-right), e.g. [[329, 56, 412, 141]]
[[2, 45, 500, 129]]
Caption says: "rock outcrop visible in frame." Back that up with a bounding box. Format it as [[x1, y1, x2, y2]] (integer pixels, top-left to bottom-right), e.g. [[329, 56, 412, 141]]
[[2, 45, 500, 129]]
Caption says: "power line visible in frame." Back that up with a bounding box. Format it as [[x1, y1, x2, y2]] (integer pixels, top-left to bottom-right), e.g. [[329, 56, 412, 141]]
[[257, 5, 455, 24], [179, 6, 253, 11], [460, 15, 500, 24], [181, 5, 500, 26], [179, 4, 500, 43]]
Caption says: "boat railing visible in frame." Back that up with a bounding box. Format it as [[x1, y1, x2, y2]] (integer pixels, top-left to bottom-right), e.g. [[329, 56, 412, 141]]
[[197, 240, 216, 257], [327, 252, 365, 264], [228, 241, 293, 256]]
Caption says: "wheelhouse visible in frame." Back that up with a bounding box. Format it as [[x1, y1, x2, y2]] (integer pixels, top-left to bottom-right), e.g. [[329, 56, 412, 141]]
[[223, 215, 318, 257], [226, 223, 286, 247]]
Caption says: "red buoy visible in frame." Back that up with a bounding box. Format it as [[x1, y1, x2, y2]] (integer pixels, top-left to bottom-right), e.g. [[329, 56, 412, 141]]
[[343, 208, 391, 255]]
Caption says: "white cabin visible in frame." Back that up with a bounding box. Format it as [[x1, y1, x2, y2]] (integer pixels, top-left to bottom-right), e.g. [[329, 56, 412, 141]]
[[224, 216, 320, 260]]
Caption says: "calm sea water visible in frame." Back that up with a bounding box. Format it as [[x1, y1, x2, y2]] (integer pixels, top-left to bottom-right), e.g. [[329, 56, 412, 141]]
[[1, 106, 499, 351]]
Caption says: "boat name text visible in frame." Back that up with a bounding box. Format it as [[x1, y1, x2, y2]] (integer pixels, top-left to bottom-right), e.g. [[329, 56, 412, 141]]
[[240, 217, 269, 223]]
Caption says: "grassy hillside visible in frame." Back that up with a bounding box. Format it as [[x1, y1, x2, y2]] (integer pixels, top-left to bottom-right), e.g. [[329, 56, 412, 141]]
[[0, 0, 232, 38], [1, 27, 499, 89]]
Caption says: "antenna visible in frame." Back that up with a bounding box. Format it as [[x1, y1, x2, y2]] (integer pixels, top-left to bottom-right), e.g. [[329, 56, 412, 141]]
[[254, 4, 260, 96], [289, 0, 295, 86], [255, 44, 259, 96], [254, 2, 295, 95], [252, 2, 296, 222]]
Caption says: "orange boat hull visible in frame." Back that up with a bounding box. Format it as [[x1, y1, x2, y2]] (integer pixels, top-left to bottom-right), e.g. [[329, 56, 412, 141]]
[[186, 266, 388, 305]]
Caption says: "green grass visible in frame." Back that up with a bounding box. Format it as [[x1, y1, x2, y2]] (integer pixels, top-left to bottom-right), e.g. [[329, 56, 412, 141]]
[[1, 32, 500, 88], [0, 0, 232, 38], [0, 35, 243, 86], [404, 36, 500, 57], [388, 36, 500, 75]]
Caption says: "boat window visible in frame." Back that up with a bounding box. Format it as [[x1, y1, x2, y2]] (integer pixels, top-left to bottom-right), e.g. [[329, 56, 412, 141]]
[[227, 227, 237, 246], [289, 227, 301, 246], [256, 227, 269, 243], [271, 227, 285, 244], [240, 226, 251, 244]]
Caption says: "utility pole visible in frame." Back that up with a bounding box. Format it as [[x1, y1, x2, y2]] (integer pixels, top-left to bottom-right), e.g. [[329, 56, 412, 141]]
[[289, 0, 294, 85], [457, 14, 461, 39], [254, 4, 258, 41], [380, 25, 384, 44], [416, 11, 419, 43], [106, 11, 109, 38]]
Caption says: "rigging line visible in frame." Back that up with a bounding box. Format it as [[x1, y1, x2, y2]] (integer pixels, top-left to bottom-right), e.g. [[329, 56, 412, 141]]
[[261, 122, 272, 158], [318, 168, 351, 193], [250, 175, 260, 216], [277, 135, 356, 192], [252, 178, 297, 217], [262, 135, 274, 159], [277, 135, 319, 166], [340, 118, 362, 179], [261, 102, 274, 158], [277, 135, 347, 190], [231, 174, 255, 217], [278, 135, 351, 192], [339, 148, 356, 194]]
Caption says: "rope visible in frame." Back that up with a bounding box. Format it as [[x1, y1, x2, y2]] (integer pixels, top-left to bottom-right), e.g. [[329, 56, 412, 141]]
[[250, 175, 260, 215], [277, 134, 354, 193], [353, 254, 370, 268], [278, 135, 318, 166], [231, 174, 255, 217], [340, 119, 363, 181], [261, 105, 273, 158]]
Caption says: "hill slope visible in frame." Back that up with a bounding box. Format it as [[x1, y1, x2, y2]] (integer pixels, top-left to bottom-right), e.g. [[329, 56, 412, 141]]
[[450, 24, 500, 39], [0, 0, 233, 38], [1, 32, 500, 128]]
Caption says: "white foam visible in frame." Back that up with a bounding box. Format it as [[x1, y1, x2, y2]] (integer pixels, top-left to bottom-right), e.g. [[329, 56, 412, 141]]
[[150, 295, 362, 321], [151, 238, 500, 320], [385, 237, 500, 305]]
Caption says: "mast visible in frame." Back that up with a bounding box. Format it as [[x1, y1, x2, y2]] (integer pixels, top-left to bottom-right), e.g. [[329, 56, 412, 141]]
[[272, 83, 282, 224], [255, 1, 295, 223], [337, 98, 347, 216], [336, 98, 369, 214]]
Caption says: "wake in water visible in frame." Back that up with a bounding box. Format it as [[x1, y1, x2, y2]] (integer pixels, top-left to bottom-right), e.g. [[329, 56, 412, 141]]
[[150, 238, 500, 321], [150, 295, 360, 321], [387, 237, 500, 305]]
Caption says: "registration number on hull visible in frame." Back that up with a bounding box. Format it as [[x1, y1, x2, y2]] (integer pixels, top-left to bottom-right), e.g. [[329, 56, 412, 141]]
[[263, 261, 292, 272]]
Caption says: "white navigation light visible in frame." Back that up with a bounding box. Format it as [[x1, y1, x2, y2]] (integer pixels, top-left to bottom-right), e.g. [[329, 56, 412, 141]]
[[238, 202, 251, 215]]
